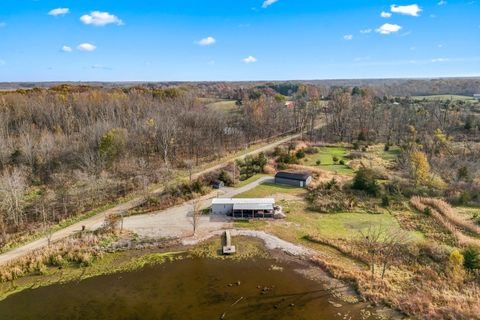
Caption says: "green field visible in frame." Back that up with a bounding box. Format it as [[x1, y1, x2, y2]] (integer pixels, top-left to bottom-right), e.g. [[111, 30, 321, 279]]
[[302, 146, 354, 174], [234, 182, 305, 198]]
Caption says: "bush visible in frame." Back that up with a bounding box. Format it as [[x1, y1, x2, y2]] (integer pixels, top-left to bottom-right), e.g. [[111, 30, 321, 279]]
[[381, 194, 390, 207], [191, 180, 204, 193], [339, 159, 345, 165], [352, 168, 379, 195], [276, 153, 299, 165], [218, 170, 233, 186], [316, 160, 321, 166], [237, 153, 268, 179], [463, 247, 480, 271], [277, 163, 287, 170], [332, 156, 339, 163], [295, 149, 306, 159]]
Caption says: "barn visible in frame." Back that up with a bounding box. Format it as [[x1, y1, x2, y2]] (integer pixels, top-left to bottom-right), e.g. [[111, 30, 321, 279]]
[[274, 171, 312, 188]]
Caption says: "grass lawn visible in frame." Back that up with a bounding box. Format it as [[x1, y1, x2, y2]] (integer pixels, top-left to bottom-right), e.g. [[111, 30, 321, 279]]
[[234, 182, 305, 198], [281, 201, 424, 241], [379, 145, 401, 161], [234, 174, 270, 188], [302, 146, 354, 175]]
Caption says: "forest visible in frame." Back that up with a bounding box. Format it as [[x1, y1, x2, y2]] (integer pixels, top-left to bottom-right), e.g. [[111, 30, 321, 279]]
[[0, 80, 479, 319]]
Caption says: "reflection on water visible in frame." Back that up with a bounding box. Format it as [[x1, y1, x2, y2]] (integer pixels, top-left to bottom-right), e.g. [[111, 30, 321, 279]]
[[0, 257, 372, 320]]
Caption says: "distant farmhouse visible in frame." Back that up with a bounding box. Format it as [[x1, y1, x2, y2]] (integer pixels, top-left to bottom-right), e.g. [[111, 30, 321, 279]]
[[274, 172, 312, 188], [474, 94, 480, 101], [212, 198, 279, 219]]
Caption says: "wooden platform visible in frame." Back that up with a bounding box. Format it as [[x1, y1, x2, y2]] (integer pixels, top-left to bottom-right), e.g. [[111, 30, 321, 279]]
[[222, 230, 236, 255]]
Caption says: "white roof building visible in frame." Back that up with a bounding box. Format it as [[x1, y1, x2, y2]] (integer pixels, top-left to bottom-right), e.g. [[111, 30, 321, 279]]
[[211, 198, 275, 218]]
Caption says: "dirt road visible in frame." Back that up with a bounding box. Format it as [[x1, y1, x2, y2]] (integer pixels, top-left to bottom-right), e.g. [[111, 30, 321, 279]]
[[0, 126, 309, 266], [121, 176, 273, 239]]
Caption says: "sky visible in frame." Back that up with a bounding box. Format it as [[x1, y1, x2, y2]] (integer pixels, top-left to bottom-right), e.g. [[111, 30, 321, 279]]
[[0, 0, 479, 81]]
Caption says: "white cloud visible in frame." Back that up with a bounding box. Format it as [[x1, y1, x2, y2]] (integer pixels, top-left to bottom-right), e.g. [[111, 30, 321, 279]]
[[80, 11, 123, 26], [77, 43, 96, 51], [438, 0, 447, 5], [390, 4, 422, 16], [262, 0, 278, 8], [62, 45, 73, 52], [242, 56, 257, 63], [381, 11, 392, 18], [343, 34, 353, 40], [196, 36, 216, 46], [431, 58, 449, 63], [91, 64, 112, 70], [48, 8, 69, 16], [0, 22, 6, 28], [376, 23, 402, 34], [360, 29, 372, 34]]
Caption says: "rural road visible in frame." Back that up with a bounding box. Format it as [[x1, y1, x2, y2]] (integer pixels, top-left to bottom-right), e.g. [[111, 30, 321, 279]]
[[0, 125, 314, 266]]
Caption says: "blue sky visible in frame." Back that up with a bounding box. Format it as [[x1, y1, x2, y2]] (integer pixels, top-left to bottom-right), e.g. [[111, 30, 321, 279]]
[[0, 0, 479, 81]]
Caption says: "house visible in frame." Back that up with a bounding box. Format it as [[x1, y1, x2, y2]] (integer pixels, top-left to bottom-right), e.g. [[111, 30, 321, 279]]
[[474, 94, 480, 101], [285, 101, 296, 108], [274, 171, 312, 188], [211, 198, 275, 219]]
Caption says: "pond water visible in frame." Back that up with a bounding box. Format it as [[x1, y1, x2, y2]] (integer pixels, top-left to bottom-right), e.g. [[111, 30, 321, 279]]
[[0, 257, 374, 320]]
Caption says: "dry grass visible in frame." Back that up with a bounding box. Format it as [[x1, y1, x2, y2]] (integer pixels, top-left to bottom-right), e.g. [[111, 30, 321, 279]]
[[287, 164, 352, 185], [419, 198, 480, 236], [410, 197, 480, 248], [0, 234, 103, 283]]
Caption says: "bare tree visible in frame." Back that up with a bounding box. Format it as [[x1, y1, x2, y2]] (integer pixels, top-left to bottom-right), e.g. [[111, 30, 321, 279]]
[[356, 226, 409, 280], [0, 168, 27, 227], [191, 199, 202, 235], [184, 159, 195, 183]]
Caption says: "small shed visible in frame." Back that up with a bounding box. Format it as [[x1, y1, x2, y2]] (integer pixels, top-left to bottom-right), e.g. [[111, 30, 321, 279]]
[[212, 180, 225, 189], [274, 171, 312, 188]]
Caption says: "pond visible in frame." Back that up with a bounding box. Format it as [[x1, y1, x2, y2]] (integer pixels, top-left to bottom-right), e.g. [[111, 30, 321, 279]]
[[0, 257, 375, 320]]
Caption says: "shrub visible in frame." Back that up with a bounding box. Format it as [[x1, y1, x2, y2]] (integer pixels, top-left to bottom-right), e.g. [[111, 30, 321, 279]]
[[277, 163, 287, 170], [463, 247, 480, 271], [381, 194, 390, 207], [295, 149, 306, 159], [447, 249, 465, 283], [191, 180, 204, 193], [332, 156, 339, 163], [352, 168, 379, 195], [339, 159, 345, 165], [218, 170, 233, 186], [424, 207, 432, 216], [276, 153, 299, 165], [384, 143, 390, 151], [316, 160, 321, 166]]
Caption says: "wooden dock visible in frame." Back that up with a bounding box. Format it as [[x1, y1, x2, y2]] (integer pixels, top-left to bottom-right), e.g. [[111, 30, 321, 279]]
[[222, 230, 236, 255]]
